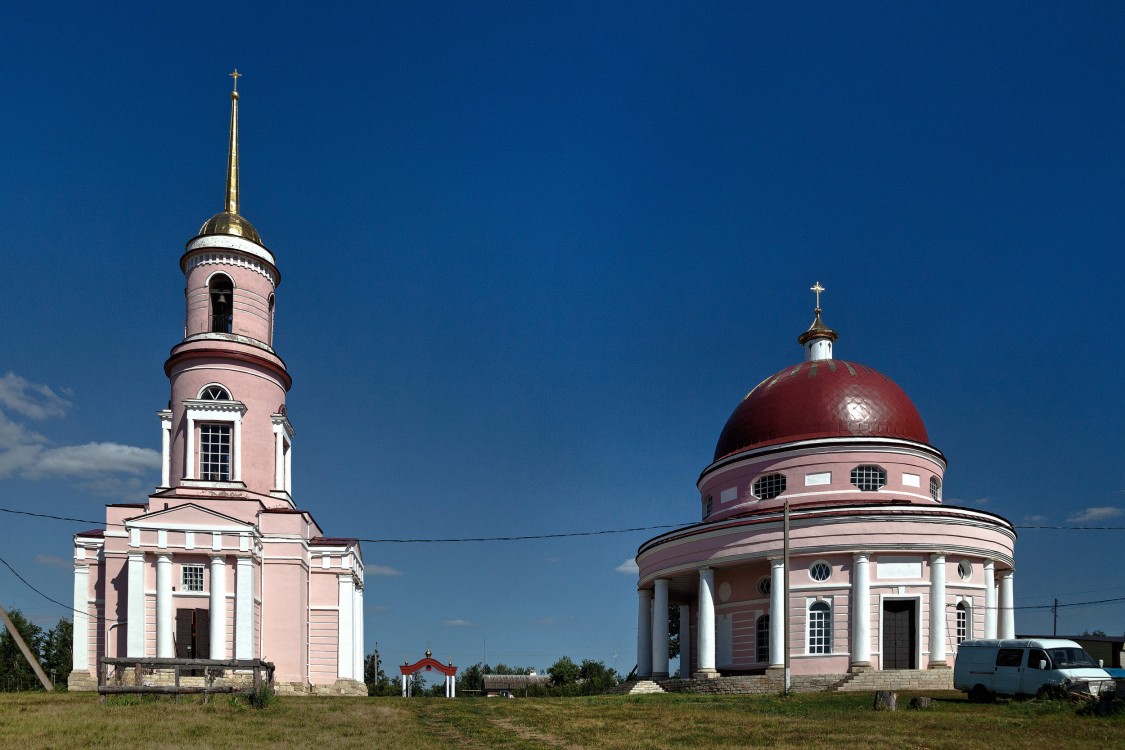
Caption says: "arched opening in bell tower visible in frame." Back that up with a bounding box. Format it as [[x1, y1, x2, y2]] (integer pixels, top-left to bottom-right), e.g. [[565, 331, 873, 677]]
[[209, 274, 234, 333]]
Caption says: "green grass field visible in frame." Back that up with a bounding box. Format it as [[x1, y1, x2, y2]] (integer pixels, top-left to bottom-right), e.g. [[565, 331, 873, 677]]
[[0, 690, 1120, 749]]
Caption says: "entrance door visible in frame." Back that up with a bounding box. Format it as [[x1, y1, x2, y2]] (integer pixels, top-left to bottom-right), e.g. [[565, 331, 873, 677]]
[[882, 600, 916, 669], [175, 608, 210, 673]]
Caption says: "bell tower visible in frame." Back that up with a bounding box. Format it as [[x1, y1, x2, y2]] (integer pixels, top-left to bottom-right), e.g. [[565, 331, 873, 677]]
[[157, 71, 295, 507]]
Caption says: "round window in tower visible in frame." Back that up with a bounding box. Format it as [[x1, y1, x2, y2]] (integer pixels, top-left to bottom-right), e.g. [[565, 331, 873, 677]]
[[809, 561, 831, 582], [199, 385, 231, 401], [757, 576, 772, 597], [752, 473, 787, 500], [958, 560, 972, 581], [930, 476, 942, 502], [850, 465, 887, 492]]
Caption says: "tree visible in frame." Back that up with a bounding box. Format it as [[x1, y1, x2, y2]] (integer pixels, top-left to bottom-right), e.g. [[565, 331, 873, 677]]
[[364, 644, 399, 696], [0, 607, 45, 691], [668, 603, 680, 659], [41, 619, 72, 688], [547, 656, 580, 687], [578, 659, 619, 695]]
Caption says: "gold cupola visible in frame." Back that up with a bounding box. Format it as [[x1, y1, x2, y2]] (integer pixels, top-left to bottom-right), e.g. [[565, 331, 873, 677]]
[[199, 70, 263, 245]]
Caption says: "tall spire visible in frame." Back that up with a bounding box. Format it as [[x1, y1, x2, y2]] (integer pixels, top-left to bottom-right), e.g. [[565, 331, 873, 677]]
[[225, 69, 241, 215], [198, 69, 262, 245], [797, 280, 838, 361]]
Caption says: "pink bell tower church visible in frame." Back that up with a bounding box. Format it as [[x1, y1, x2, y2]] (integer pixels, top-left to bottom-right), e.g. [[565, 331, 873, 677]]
[[69, 73, 366, 695]]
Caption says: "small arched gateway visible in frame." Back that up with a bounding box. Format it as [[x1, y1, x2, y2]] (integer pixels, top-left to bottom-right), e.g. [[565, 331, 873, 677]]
[[400, 650, 458, 697]]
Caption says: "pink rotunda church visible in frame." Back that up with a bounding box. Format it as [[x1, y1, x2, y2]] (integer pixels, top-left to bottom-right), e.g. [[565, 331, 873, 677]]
[[635, 285, 1017, 690], [68, 74, 366, 695]]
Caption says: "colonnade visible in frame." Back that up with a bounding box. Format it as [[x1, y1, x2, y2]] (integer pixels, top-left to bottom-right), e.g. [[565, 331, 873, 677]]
[[636, 556, 1015, 679]]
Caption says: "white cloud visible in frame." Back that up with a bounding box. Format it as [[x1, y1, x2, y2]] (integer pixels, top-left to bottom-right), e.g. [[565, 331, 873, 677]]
[[443, 619, 475, 628], [616, 557, 639, 574], [367, 564, 402, 577], [0, 372, 70, 420], [1068, 507, 1124, 523], [0, 373, 158, 497], [35, 554, 72, 569]]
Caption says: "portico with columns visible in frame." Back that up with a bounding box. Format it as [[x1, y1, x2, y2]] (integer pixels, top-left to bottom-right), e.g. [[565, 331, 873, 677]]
[[68, 74, 366, 695], [633, 286, 1017, 685]]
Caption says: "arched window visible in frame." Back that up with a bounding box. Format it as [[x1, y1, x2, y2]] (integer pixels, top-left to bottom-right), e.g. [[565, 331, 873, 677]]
[[209, 275, 234, 333], [703, 495, 713, 520], [930, 476, 942, 502], [956, 601, 969, 643], [199, 385, 231, 401], [756, 614, 770, 663], [808, 601, 831, 654], [267, 294, 275, 345]]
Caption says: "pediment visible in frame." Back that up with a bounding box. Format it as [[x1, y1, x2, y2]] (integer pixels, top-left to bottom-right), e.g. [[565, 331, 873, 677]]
[[124, 503, 254, 533]]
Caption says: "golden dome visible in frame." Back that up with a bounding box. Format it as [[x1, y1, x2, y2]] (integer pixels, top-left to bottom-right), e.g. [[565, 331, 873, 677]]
[[199, 211, 262, 245]]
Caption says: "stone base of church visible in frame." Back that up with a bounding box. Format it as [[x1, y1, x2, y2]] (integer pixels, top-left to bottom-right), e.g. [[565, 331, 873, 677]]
[[660, 668, 955, 694], [692, 668, 721, 680], [927, 661, 951, 670], [313, 679, 367, 696], [67, 671, 98, 691]]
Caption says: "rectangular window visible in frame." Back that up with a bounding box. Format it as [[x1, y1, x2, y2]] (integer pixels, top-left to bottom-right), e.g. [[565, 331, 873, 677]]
[[181, 564, 204, 592], [199, 423, 232, 481], [956, 605, 968, 643], [804, 472, 831, 486], [996, 648, 1023, 667], [808, 603, 832, 654]]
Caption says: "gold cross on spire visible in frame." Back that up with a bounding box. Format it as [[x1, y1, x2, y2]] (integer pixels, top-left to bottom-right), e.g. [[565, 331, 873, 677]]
[[810, 281, 825, 311], [229, 68, 242, 93]]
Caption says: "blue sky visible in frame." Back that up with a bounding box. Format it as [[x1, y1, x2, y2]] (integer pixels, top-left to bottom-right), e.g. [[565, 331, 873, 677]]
[[1, 2, 1123, 677]]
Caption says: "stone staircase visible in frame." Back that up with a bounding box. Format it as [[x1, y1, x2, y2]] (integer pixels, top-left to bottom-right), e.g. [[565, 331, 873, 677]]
[[613, 680, 666, 695], [831, 668, 953, 693]]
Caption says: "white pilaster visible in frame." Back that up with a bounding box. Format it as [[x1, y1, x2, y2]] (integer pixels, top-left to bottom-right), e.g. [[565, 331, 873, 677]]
[[353, 584, 364, 680], [232, 416, 243, 482], [983, 560, 997, 639], [696, 567, 717, 677], [185, 415, 196, 479], [209, 555, 227, 659], [851, 553, 871, 666], [126, 552, 145, 657], [636, 589, 653, 678], [159, 410, 172, 487], [769, 558, 784, 667], [678, 603, 691, 678], [338, 575, 355, 680], [651, 578, 670, 678], [929, 554, 947, 665], [235, 557, 254, 659], [998, 570, 1015, 639], [72, 564, 89, 671], [273, 425, 285, 491], [156, 554, 173, 658]]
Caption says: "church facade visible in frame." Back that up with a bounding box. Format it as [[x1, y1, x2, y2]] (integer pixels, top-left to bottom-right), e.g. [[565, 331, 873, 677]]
[[635, 288, 1017, 684], [69, 76, 366, 695]]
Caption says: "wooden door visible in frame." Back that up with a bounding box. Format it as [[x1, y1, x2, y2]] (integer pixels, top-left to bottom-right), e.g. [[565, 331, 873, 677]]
[[882, 600, 916, 669]]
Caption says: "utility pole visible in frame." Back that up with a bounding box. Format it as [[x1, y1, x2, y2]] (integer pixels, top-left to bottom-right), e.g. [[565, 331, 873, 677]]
[[0, 604, 53, 691], [1052, 599, 1058, 637]]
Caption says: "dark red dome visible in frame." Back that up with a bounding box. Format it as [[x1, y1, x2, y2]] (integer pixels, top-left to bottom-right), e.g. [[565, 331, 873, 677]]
[[713, 359, 929, 460]]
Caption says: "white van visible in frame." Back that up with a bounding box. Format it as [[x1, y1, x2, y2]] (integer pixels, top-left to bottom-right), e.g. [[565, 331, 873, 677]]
[[954, 638, 1114, 701]]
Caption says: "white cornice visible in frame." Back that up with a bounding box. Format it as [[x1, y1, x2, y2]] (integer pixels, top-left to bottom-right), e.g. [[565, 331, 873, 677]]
[[185, 236, 277, 274]]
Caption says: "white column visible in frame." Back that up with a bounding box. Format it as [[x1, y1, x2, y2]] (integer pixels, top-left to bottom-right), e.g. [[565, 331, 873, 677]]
[[450, 673, 456, 698], [185, 415, 196, 479], [353, 584, 364, 680], [929, 553, 947, 666], [126, 552, 146, 657], [159, 410, 172, 487], [338, 575, 355, 680], [998, 570, 1015, 639], [651, 578, 670, 678], [983, 560, 997, 639], [235, 557, 254, 659], [401, 674, 407, 697], [209, 555, 227, 659], [273, 426, 285, 490], [636, 589, 652, 678], [232, 416, 243, 482], [769, 558, 784, 667], [697, 568, 717, 677], [72, 564, 89, 671], [851, 553, 871, 666], [156, 554, 173, 658], [678, 603, 691, 678]]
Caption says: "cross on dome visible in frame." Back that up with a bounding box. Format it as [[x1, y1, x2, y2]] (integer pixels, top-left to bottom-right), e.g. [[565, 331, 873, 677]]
[[811, 281, 825, 312], [229, 68, 242, 93]]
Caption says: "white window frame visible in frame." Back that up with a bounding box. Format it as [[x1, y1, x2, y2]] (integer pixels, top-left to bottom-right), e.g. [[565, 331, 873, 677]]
[[807, 600, 832, 654], [181, 563, 205, 592], [756, 614, 770, 663], [183, 394, 246, 483], [956, 600, 971, 643], [809, 560, 832, 582]]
